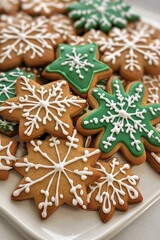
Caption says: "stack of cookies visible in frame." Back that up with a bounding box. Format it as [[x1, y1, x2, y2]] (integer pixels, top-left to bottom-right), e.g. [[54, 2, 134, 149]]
[[0, 0, 160, 223]]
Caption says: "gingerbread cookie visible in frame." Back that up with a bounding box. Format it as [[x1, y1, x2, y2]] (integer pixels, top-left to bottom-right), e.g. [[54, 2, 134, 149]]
[[68, 0, 139, 33], [77, 79, 160, 164], [156, 123, 160, 133], [0, 134, 18, 180], [0, 77, 86, 141], [147, 152, 160, 174], [98, 24, 160, 81], [0, 12, 32, 26], [43, 43, 112, 97], [141, 75, 160, 104], [87, 158, 143, 223], [49, 14, 76, 43], [67, 29, 107, 46], [20, 0, 76, 16], [0, 0, 19, 15], [12, 130, 101, 219], [0, 17, 60, 71], [67, 35, 86, 46]]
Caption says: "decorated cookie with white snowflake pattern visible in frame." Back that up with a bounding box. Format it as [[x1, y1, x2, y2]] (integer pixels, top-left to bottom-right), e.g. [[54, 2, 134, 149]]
[[0, 17, 60, 71], [68, 0, 139, 33], [0, 12, 32, 26], [20, 0, 76, 16], [146, 152, 160, 174], [43, 43, 112, 97], [49, 14, 76, 43], [77, 78, 160, 164], [0, 0, 19, 15], [141, 75, 160, 104], [0, 134, 18, 180], [67, 29, 107, 47], [87, 158, 143, 223], [97, 24, 160, 81], [0, 77, 86, 141], [12, 129, 101, 219]]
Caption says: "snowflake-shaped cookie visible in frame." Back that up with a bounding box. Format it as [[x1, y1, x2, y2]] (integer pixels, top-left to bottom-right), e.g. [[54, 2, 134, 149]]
[[141, 75, 160, 104], [0, 17, 60, 70], [0, 134, 18, 180], [147, 152, 160, 174], [49, 14, 76, 42], [0, 77, 86, 141], [87, 158, 142, 222], [98, 25, 160, 81], [12, 129, 100, 219], [43, 43, 111, 97], [21, 0, 76, 16], [0, 0, 19, 14], [77, 79, 160, 164], [68, 0, 139, 33]]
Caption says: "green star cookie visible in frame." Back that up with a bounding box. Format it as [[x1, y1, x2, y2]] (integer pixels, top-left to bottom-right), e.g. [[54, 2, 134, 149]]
[[43, 43, 111, 97], [67, 0, 140, 33], [77, 79, 160, 164]]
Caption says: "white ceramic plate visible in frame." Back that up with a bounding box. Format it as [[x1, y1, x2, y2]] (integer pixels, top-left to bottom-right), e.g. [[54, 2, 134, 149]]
[[0, 5, 160, 240]]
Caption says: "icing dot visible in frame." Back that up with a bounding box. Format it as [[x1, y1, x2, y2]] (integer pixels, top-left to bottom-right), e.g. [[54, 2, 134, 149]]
[[54, 163, 64, 172], [107, 174, 114, 184], [118, 109, 130, 118]]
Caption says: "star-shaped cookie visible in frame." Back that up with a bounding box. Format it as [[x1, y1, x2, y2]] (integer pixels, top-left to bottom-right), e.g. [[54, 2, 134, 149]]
[[43, 43, 112, 97], [0, 77, 86, 141], [77, 79, 160, 164], [87, 158, 143, 223], [0, 133, 18, 180], [12, 130, 101, 219]]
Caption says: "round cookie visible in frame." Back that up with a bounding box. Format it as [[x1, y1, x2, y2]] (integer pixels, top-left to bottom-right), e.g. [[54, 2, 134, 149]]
[[76, 78, 160, 164], [0, 77, 86, 141], [12, 129, 101, 219], [43, 43, 112, 98], [87, 158, 143, 223]]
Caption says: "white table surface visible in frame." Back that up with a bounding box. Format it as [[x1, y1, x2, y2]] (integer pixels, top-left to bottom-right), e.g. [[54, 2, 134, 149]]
[[0, 1, 159, 240], [0, 199, 159, 240]]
